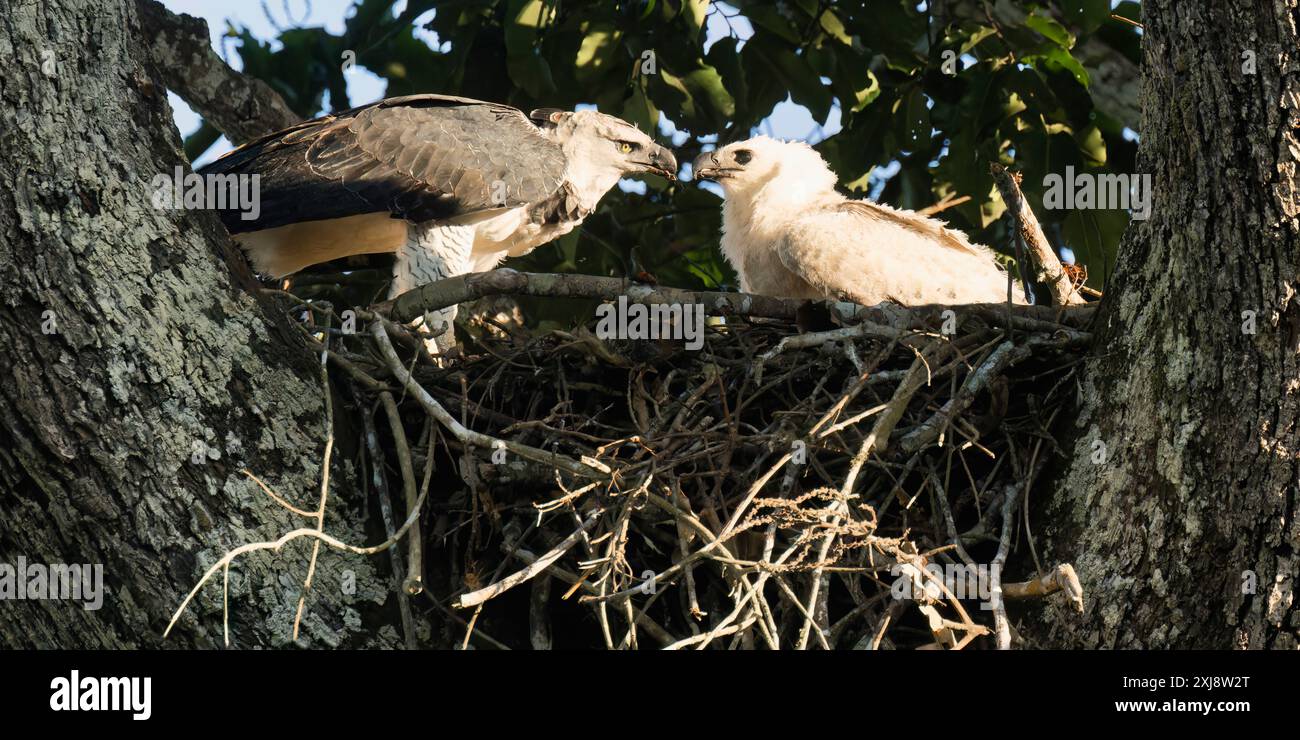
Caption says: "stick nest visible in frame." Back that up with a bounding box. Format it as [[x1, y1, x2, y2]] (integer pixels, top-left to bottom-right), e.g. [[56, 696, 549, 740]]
[[290, 283, 1093, 650]]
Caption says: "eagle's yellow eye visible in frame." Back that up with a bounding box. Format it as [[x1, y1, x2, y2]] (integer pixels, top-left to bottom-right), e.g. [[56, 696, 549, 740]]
[[619, 143, 633, 154]]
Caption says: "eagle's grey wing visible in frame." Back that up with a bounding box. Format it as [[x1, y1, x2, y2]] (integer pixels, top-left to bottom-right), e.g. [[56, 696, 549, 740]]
[[199, 94, 567, 233], [775, 202, 1021, 306]]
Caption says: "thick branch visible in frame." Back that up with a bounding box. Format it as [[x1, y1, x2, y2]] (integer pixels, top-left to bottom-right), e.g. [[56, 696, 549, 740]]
[[375, 268, 1096, 328], [136, 0, 299, 144]]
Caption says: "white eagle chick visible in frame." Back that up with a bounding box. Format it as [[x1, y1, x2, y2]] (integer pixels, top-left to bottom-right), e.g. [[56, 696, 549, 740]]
[[693, 137, 1024, 306]]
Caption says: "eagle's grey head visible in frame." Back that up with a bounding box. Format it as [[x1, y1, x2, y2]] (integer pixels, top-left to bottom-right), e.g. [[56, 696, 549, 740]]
[[693, 137, 837, 201], [534, 108, 677, 205]]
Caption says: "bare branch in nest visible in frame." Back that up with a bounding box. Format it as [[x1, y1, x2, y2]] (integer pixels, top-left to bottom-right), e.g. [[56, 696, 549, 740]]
[[990, 163, 1089, 306], [1003, 563, 1085, 612], [363, 400, 418, 649], [456, 509, 604, 609], [368, 319, 609, 480], [898, 341, 1031, 455], [990, 484, 1021, 650], [380, 392, 425, 596]]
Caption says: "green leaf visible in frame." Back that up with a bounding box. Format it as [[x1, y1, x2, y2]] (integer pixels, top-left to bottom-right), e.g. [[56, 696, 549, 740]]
[[1075, 124, 1107, 166], [680, 0, 709, 39], [558, 230, 580, 268], [896, 87, 931, 153], [183, 121, 221, 162], [932, 128, 993, 222], [1025, 10, 1076, 49], [817, 9, 853, 46], [1000, 64, 1063, 113], [958, 26, 998, 54], [744, 34, 833, 123], [507, 53, 557, 99], [505, 0, 556, 52], [818, 96, 891, 189], [1062, 207, 1127, 288], [850, 0, 927, 68], [849, 68, 880, 112], [1024, 44, 1090, 89], [574, 23, 622, 84], [652, 60, 734, 131], [622, 80, 659, 132], [505, 0, 559, 98], [1058, 0, 1113, 34], [650, 66, 696, 125], [831, 44, 878, 113], [743, 5, 802, 45], [680, 65, 736, 127], [706, 37, 747, 126]]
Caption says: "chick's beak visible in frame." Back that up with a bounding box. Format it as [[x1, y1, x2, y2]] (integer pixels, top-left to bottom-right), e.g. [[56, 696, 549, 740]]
[[692, 152, 723, 180]]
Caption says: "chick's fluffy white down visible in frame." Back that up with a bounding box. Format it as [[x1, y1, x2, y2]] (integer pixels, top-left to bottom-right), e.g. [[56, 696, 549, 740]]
[[713, 137, 1024, 306]]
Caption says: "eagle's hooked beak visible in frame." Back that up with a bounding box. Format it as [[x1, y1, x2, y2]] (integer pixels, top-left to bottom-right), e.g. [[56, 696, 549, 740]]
[[639, 144, 678, 180]]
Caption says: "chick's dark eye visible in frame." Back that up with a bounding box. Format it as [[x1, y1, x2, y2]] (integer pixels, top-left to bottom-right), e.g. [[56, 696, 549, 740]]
[[733, 149, 753, 165]]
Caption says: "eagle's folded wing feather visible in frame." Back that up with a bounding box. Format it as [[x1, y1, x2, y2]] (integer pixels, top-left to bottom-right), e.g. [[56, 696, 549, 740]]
[[776, 203, 1021, 306], [774, 210, 895, 306], [836, 200, 993, 259], [199, 94, 567, 232]]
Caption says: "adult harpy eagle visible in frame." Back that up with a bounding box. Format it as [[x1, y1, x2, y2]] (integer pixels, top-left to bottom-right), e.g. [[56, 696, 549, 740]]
[[200, 94, 677, 353], [692, 137, 1025, 306]]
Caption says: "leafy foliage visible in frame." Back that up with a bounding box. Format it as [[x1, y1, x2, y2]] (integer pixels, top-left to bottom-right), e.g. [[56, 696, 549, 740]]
[[192, 0, 1142, 295]]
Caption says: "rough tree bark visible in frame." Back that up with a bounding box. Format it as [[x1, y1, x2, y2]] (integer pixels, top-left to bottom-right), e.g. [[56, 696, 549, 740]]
[[0, 0, 398, 648], [1032, 0, 1299, 648]]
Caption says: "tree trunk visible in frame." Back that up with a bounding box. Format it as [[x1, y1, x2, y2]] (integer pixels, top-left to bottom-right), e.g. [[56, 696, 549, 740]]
[[0, 0, 397, 648], [1032, 0, 1299, 648]]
